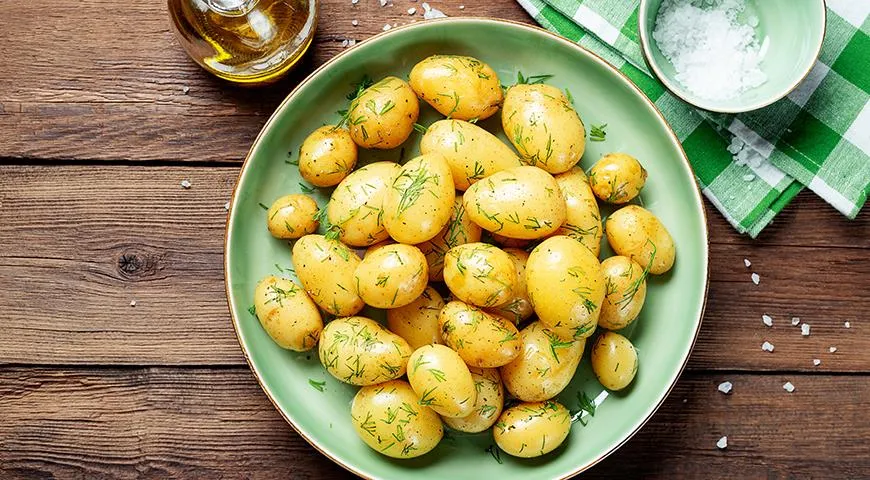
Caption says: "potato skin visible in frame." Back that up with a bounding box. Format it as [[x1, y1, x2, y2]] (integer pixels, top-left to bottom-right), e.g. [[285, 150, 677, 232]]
[[351, 380, 443, 458], [253, 276, 322, 351], [494, 401, 572, 458], [354, 244, 428, 309], [484, 248, 534, 324], [526, 236, 606, 341], [298, 126, 358, 187], [553, 168, 602, 257], [599, 256, 647, 331], [420, 119, 521, 190], [502, 84, 585, 174], [318, 316, 412, 386], [591, 331, 638, 391], [442, 367, 504, 433], [348, 76, 419, 149], [407, 344, 477, 418], [588, 153, 647, 204], [605, 205, 675, 275], [500, 321, 585, 402], [409, 55, 503, 121], [438, 301, 522, 368], [463, 166, 566, 240], [328, 161, 401, 247], [386, 287, 445, 349], [383, 153, 455, 244], [266, 194, 320, 240], [415, 196, 483, 281], [443, 243, 517, 308], [292, 234, 365, 316]]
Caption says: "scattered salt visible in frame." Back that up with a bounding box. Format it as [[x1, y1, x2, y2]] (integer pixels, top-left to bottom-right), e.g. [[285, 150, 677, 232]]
[[829, 346, 837, 353], [751, 273, 760, 285], [407, 7, 416, 14], [351, 0, 358, 4], [844, 321, 851, 328], [791, 317, 800, 326], [801, 323, 811, 336], [728, 137, 765, 168], [422, 2, 447, 19], [743, 258, 751, 268], [718, 381, 733, 394], [352, 19, 358, 26], [813, 359, 821, 366], [783, 382, 795, 393], [459, 4, 465, 9], [130, 300, 137, 307], [742, 173, 756, 182], [652, 0, 768, 101], [761, 341, 774, 352], [379, 0, 387, 5], [341, 39, 349, 48], [182, 86, 190, 94], [383, 24, 392, 31], [224, 201, 230, 211], [761, 314, 772, 327], [717, 436, 728, 449], [180, 180, 192, 189]]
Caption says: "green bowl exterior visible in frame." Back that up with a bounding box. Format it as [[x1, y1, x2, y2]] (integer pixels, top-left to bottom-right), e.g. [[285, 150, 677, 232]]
[[638, 0, 826, 113], [225, 18, 709, 480]]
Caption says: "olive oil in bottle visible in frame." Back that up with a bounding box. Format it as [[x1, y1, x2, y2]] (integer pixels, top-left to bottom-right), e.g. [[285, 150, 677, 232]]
[[168, 0, 317, 85]]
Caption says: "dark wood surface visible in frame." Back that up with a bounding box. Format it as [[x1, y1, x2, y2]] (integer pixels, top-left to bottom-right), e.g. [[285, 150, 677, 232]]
[[0, 1, 867, 478]]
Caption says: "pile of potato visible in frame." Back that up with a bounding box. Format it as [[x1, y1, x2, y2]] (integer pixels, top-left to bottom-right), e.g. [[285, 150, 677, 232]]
[[253, 54, 675, 461]]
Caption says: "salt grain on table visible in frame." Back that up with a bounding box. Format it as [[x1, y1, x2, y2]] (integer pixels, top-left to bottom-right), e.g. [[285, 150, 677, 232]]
[[717, 436, 728, 449], [351, 19, 358, 26], [751, 273, 760, 285], [182, 86, 190, 94], [783, 382, 795, 393], [422, 2, 447, 19], [761, 341, 774, 352], [224, 201, 230, 211], [829, 346, 837, 353], [407, 7, 416, 14], [813, 359, 821, 366], [743, 258, 751, 268], [743, 173, 756, 182], [845, 321, 851, 328], [383, 24, 391, 31], [791, 317, 801, 326], [718, 381, 733, 394], [762, 314, 772, 327], [180, 179, 192, 189], [130, 300, 137, 307], [801, 323, 811, 336]]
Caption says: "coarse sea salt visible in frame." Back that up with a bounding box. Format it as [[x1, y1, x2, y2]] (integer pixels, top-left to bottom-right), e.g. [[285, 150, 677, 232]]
[[791, 316, 801, 326], [743, 258, 751, 268], [717, 436, 728, 449], [652, 0, 769, 101], [813, 359, 821, 366], [783, 381, 795, 393], [718, 381, 733, 394], [845, 321, 851, 328], [751, 273, 760, 285], [762, 314, 772, 327], [801, 323, 811, 336], [761, 341, 774, 352]]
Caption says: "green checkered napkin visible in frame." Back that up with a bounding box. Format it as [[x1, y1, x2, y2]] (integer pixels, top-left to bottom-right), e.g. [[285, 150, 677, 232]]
[[516, 0, 869, 237]]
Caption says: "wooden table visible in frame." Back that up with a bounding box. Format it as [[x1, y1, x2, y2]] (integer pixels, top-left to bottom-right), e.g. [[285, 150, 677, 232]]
[[1, 1, 868, 478]]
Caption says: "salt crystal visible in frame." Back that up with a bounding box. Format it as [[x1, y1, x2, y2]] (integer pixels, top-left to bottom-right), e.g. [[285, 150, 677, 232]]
[[718, 381, 733, 394], [845, 321, 851, 328], [813, 359, 821, 366], [783, 382, 795, 393], [743, 174, 756, 182], [761, 341, 774, 352], [348, 39, 356, 46], [791, 317, 800, 326], [747, 15, 759, 27], [180, 180, 192, 189], [341, 39, 349, 48], [751, 273, 760, 285], [352, 19, 358, 26], [422, 2, 447, 19], [351, 0, 358, 4], [717, 436, 728, 449], [743, 258, 751, 268], [130, 300, 137, 307], [383, 24, 392, 31], [829, 346, 837, 353], [379, 0, 387, 5], [224, 201, 230, 211], [801, 323, 811, 336], [182, 86, 190, 94], [459, 4, 465, 9], [762, 314, 772, 327], [408, 7, 416, 14]]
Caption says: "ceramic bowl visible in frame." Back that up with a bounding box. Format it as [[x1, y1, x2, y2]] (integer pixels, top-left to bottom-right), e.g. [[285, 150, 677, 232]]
[[225, 17, 709, 480], [638, 0, 826, 113]]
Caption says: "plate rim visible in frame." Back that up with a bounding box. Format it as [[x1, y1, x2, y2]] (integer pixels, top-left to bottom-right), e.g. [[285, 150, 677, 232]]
[[224, 16, 710, 480]]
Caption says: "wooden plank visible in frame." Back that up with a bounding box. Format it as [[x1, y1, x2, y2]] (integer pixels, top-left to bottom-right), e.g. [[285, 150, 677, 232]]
[[1, 367, 867, 478], [0, 0, 532, 163]]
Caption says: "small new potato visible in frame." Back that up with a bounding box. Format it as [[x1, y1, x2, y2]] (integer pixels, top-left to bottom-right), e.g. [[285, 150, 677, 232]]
[[407, 345, 477, 418], [319, 316, 412, 386], [443, 367, 504, 433], [293, 235, 365, 316], [553, 168, 603, 257], [298, 126, 358, 187], [387, 287, 445, 349], [463, 166, 566, 240], [599, 256, 647, 330], [494, 401, 572, 458], [348, 76, 419, 149], [416, 196, 482, 281], [420, 119, 521, 190], [351, 380, 443, 458], [253, 276, 322, 351], [438, 301, 521, 368], [266, 194, 319, 240], [500, 321, 585, 402], [384, 153, 455, 244], [588, 153, 647, 204], [364, 239, 396, 258], [485, 248, 534, 323], [526, 236, 606, 340], [591, 331, 638, 391], [443, 243, 516, 308], [409, 55, 503, 121], [606, 205, 676, 275], [502, 83, 585, 174], [328, 161, 401, 247], [354, 244, 428, 309]]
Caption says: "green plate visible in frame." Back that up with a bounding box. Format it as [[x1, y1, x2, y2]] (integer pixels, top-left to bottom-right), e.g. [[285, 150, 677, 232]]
[[225, 18, 708, 480]]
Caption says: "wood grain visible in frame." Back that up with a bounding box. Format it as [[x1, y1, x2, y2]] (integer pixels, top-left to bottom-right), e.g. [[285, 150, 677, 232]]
[[1, 166, 867, 369], [1, 367, 867, 479]]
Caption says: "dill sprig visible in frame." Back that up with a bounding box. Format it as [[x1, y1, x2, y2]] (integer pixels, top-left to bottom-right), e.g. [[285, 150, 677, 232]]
[[516, 71, 554, 85], [485, 444, 503, 464], [590, 123, 607, 142], [616, 241, 656, 309], [308, 379, 326, 392]]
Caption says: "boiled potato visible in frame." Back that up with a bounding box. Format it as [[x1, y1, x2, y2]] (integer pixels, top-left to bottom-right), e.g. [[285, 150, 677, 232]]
[[420, 119, 521, 190], [605, 205, 675, 275], [328, 161, 401, 247], [416, 196, 482, 281], [407, 344, 477, 418], [386, 287, 445, 349], [354, 244, 428, 309], [553, 168, 602, 257], [319, 316, 412, 385], [494, 401, 571, 458], [443, 367, 504, 433], [298, 125, 358, 187], [438, 301, 521, 368], [351, 380, 443, 458], [484, 248, 534, 323], [463, 166, 566, 240], [599, 256, 647, 330], [443, 243, 516, 308], [383, 153, 455, 244], [266, 194, 319, 240], [253, 276, 322, 351], [588, 153, 647, 204], [347, 76, 419, 149], [409, 55, 503, 121], [591, 331, 638, 391], [292, 234, 365, 316], [500, 321, 585, 402], [364, 239, 396, 258], [502, 83, 585, 174], [526, 236, 606, 340]]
